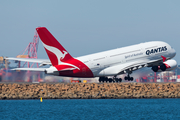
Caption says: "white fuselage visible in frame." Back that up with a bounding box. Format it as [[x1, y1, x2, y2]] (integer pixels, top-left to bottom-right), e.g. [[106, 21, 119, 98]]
[[77, 41, 176, 77]]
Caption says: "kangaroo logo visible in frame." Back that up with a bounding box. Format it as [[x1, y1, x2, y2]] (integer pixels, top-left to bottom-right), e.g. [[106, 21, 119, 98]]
[[60, 51, 68, 61], [42, 42, 69, 64], [42, 42, 80, 70]]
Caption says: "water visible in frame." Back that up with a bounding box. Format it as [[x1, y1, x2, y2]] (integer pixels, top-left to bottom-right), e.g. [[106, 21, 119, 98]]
[[0, 99, 180, 120]]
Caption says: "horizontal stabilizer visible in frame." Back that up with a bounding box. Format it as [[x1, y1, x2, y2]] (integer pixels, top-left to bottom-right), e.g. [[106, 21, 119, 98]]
[[11, 68, 46, 71], [11, 67, 77, 72], [6, 57, 51, 65]]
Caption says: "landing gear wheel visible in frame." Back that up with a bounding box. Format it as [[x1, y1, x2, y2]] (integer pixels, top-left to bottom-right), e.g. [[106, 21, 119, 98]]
[[124, 75, 134, 81], [99, 76, 123, 83], [125, 76, 128, 80], [112, 76, 123, 83], [117, 78, 122, 82], [160, 64, 166, 71], [108, 78, 113, 83], [114, 78, 122, 83], [152, 66, 158, 72]]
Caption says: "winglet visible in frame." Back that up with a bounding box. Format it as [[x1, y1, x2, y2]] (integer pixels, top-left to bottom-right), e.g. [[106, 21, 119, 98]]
[[161, 55, 166, 62]]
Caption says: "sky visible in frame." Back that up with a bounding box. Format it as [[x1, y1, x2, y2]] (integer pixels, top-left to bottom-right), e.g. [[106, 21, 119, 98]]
[[0, 0, 180, 63]]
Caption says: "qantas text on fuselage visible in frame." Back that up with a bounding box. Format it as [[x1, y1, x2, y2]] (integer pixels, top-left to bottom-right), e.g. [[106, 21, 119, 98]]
[[146, 46, 167, 55]]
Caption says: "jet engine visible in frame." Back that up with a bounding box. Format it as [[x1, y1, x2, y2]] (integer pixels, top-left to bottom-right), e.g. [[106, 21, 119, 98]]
[[152, 59, 177, 72]]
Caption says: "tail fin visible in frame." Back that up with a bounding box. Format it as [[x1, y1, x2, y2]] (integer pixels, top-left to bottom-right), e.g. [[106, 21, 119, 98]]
[[36, 27, 73, 66]]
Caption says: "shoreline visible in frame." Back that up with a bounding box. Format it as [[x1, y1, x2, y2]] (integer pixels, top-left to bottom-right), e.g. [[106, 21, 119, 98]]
[[1, 82, 180, 99]]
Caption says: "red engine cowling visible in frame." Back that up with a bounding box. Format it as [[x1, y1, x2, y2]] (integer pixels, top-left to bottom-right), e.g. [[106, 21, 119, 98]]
[[157, 59, 177, 72]]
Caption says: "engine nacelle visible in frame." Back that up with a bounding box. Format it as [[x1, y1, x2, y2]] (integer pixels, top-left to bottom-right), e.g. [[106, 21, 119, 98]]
[[152, 59, 177, 72]]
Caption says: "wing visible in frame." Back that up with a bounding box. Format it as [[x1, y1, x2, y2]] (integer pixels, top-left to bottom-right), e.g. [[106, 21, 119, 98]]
[[98, 58, 164, 76], [5, 57, 51, 66], [118, 59, 163, 75]]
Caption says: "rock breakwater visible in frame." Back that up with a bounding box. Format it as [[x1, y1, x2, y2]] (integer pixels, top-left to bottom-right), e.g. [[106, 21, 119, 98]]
[[1, 83, 180, 99]]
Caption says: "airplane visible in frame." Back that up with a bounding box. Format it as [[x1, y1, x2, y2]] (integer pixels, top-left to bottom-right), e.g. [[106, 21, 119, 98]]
[[6, 27, 177, 82]]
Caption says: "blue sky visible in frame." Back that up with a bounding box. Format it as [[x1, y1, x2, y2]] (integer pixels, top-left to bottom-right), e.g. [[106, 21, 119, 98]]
[[0, 0, 180, 63]]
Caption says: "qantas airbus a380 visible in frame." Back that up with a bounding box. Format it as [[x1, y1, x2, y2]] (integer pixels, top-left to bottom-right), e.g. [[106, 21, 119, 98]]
[[7, 27, 177, 82]]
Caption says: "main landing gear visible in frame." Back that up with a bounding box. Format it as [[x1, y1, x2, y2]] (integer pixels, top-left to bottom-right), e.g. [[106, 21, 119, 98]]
[[98, 74, 134, 83], [99, 77, 122, 83], [124, 74, 134, 81]]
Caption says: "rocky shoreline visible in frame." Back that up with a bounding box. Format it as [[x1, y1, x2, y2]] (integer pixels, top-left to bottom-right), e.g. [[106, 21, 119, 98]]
[[1, 82, 180, 99]]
